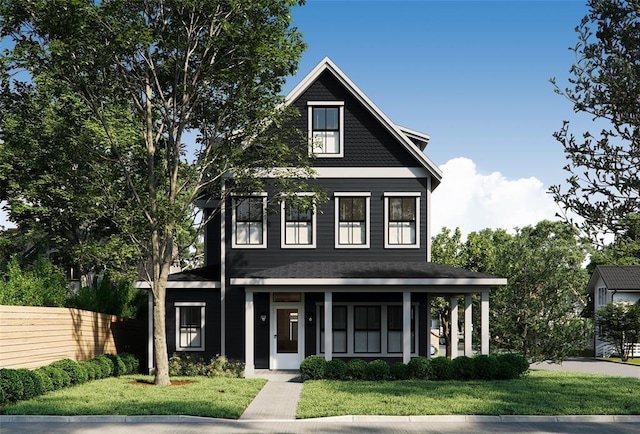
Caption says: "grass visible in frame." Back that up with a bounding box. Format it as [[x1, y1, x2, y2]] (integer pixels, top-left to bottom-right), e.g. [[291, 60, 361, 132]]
[[1, 376, 266, 419], [296, 371, 640, 418], [600, 357, 640, 366]]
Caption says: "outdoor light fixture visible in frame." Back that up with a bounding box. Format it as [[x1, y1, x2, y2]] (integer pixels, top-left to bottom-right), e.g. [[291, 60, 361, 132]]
[[306, 312, 314, 325], [260, 313, 268, 323]]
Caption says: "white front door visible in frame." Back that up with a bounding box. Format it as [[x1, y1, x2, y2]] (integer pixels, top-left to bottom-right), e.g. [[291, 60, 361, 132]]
[[271, 303, 303, 370]]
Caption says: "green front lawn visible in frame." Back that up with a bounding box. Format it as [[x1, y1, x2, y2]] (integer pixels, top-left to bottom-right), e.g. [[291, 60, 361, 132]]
[[297, 371, 640, 418], [1, 376, 266, 419]]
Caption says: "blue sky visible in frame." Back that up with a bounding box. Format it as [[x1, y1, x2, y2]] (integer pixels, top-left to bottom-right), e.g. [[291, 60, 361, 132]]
[[1, 1, 593, 235], [284, 0, 592, 234]]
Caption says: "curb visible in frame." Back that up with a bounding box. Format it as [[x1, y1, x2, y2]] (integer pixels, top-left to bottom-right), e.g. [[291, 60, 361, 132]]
[[2, 414, 640, 424]]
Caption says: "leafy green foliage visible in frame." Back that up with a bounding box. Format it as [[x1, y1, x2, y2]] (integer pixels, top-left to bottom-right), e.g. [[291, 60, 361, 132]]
[[325, 359, 348, 380], [390, 362, 410, 380], [49, 359, 87, 385], [550, 0, 640, 255], [37, 366, 68, 390], [0, 369, 23, 403], [473, 355, 499, 380], [496, 353, 530, 380], [119, 353, 140, 375], [0, 257, 69, 307], [346, 359, 368, 380], [14, 369, 36, 400], [366, 359, 390, 381], [429, 357, 453, 380], [407, 357, 432, 380], [596, 302, 640, 361], [103, 354, 126, 377], [30, 369, 53, 394], [65, 272, 147, 319], [167, 353, 244, 378], [300, 355, 327, 381], [451, 356, 476, 380]]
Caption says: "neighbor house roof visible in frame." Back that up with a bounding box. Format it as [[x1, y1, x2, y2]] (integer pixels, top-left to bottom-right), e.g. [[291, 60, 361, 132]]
[[230, 261, 506, 287], [588, 265, 640, 292], [285, 57, 442, 188]]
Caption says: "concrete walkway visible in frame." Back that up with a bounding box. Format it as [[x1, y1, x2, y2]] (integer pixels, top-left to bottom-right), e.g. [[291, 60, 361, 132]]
[[240, 370, 303, 420]]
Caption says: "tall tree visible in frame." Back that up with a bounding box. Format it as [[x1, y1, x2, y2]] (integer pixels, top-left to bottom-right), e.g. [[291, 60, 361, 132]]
[[492, 221, 590, 362], [550, 0, 640, 255], [596, 301, 640, 361], [0, 0, 310, 385]]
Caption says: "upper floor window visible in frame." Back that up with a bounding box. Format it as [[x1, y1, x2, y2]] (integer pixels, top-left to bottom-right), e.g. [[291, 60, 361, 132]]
[[175, 302, 205, 352], [308, 101, 344, 157], [232, 194, 267, 248], [384, 192, 421, 248], [281, 195, 316, 248], [335, 192, 370, 248]]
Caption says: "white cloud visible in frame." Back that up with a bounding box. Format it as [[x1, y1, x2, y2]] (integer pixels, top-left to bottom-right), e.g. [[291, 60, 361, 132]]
[[431, 157, 559, 237]]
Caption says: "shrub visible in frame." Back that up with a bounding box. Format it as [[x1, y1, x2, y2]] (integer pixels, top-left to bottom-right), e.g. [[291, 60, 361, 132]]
[[119, 353, 140, 374], [104, 354, 127, 377], [390, 362, 409, 380], [452, 356, 476, 380], [87, 359, 109, 379], [30, 369, 53, 394], [94, 355, 114, 377], [325, 359, 348, 380], [15, 369, 37, 400], [37, 366, 68, 390], [496, 353, 529, 379], [81, 361, 96, 381], [222, 359, 245, 378], [473, 354, 499, 380], [0, 384, 4, 405], [346, 359, 367, 380], [366, 359, 390, 381], [0, 369, 23, 403], [429, 357, 453, 381], [50, 359, 88, 385], [168, 353, 183, 376], [407, 357, 431, 379], [300, 355, 326, 380]]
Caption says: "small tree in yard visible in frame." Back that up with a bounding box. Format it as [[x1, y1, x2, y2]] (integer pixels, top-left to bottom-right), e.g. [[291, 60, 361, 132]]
[[596, 301, 640, 361], [1, 0, 310, 385]]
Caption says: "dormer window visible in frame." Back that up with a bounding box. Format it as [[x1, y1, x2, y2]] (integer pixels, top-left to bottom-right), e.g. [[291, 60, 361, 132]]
[[308, 101, 344, 157]]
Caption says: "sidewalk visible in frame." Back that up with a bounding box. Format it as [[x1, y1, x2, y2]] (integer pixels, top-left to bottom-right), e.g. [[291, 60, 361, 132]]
[[240, 370, 303, 420]]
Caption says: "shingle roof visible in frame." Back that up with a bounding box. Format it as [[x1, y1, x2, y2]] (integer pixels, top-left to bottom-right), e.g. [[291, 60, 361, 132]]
[[231, 261, 499, 280], [168, 265, 220, 282], [595, 265, 640, 291]]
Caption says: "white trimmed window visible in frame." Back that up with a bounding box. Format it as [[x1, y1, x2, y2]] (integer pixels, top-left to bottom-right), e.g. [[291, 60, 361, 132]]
[[232, 194, 267, 248], [387, 306, 415, 353], [281, 195, 316, 248], [175, 302, 205, 352], [384, 192, 421, 248], [597, 287, 608, 307], [319, 306, 347, 353], [354, 306, 381, 353], [335, 192, 370, 248], [308, 101, 344, 157]]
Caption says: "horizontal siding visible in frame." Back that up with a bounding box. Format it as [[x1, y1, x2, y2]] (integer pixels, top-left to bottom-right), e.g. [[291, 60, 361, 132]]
[[0, 305, 145, 369], [226, 178, 428, 273], [291, 70, 419, 168]]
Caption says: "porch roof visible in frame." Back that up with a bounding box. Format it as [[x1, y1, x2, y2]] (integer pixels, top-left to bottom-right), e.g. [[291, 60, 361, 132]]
[[230, 261, 506, 287]]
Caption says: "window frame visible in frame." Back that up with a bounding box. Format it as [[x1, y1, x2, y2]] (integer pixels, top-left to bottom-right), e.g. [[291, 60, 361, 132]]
[[175, 302, 206, 352], [308, 101, 345, 158], [353, 306, 382, 353], [231, 193, 268, 249], [319, 305, 348, 353], [281, 194, 317, 249], [387, 305, 416, 353], [334, 192, 371, 249], [384, 192, 421, 249]]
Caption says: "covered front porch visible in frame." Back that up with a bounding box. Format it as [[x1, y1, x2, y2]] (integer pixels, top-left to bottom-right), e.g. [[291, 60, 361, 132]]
[[231, 261, 506, 376]]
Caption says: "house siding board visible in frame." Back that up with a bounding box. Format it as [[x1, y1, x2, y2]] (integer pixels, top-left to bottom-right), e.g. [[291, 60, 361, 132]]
[[225, 178, 428, 274], [292, 71, 419, 168], [165, 289, 221, 360], [305, 293, 322, 357], [204, 211, 221, 268], [225, 287, 245, 361], [253, 292, 270, 369]]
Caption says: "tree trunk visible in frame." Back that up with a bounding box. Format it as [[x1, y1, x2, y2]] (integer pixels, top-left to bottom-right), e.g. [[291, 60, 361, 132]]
[[152, 278, 171, 385]]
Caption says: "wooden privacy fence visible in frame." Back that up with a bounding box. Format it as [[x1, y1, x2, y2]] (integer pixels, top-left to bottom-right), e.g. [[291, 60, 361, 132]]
[[0, 305, 146, 369]]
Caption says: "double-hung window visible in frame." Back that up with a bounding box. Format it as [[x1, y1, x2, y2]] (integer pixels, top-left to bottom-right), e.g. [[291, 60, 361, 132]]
[[335, 192, 370, 248], [319, 306, 347, 353], [384, 192, 420, 248], [281, 195, 316, 248], [175, 302, 205, 351], [232, 194, 267, 248], [308, 101, 344, 157], [387, 306, 415, 353], [354, 306, 381, 353]]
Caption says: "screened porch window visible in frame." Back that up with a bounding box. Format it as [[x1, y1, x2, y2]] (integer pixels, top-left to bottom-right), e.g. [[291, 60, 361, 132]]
[[320, 306, 347, 353], [387, 306, 415, 353], [354, 306, 381, 353]]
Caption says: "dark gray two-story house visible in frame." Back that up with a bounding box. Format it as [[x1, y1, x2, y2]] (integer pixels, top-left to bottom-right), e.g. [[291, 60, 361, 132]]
[[143, 58, 506, 375]]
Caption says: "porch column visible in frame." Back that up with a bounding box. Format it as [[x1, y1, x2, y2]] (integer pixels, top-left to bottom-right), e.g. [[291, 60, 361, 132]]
[[481, 289, 490, 354], [245, 291, 254, 377], [324, 291, 332, 361], [402, 291, 411, 364], [464, 294, 473, 356], [426, 293, 432, 359], [450, 296, 459, 359]]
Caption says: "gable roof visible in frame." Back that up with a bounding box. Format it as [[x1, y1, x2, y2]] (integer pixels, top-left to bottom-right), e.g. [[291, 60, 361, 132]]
[[286, 57, 442, 189], [587, 265, 640, 293]]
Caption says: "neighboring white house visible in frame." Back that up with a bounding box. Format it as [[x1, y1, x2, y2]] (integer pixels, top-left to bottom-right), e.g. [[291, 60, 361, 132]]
[[585, 265, 640, 357]]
